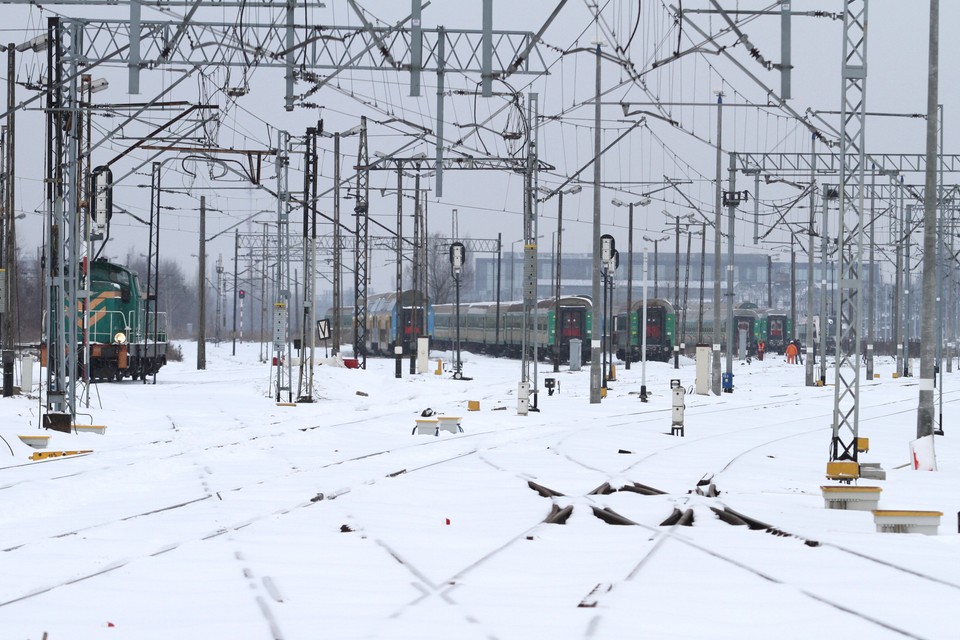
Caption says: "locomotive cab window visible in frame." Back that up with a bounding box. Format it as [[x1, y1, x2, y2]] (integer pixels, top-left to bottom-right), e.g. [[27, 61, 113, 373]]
[[106, 269, 132, 303]]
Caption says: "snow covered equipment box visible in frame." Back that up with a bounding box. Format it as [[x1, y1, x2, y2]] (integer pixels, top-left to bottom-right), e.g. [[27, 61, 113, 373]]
[[872, 510, 942, 535], [820, 485, 881, 511], [437, 416, 463, 434]]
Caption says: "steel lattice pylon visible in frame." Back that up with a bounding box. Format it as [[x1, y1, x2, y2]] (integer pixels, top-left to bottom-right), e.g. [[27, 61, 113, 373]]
[[297, 124, 319, 402], [44, 17, 80, 420], [273, 130, 293, 403], [354, 117, 369, 369], [831, 0, 869, 465]]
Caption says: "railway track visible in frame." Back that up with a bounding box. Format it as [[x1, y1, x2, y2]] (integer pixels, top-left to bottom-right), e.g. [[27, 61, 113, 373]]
[[2, 365, 955, 638]]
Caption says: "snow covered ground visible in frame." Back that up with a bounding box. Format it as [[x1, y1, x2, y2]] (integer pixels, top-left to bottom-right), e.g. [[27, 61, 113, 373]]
[[1, 342, 957, 640]]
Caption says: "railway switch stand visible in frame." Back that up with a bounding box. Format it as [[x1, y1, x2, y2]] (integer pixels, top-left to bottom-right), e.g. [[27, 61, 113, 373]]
[[670, 379, 685, 437]]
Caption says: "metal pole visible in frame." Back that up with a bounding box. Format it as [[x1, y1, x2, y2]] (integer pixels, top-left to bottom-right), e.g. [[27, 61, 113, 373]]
[[354, 117, 369, 369], [422, 199, 429, 338], [724, 152, 736, 386], [306, 125, 318, 399], [653, 240, 659, 299], [937, 104, 945, 399], [905, 204, 913, 376], [554, 192, 563, 372], [917, 0, 940, 439], [274, 130, 292, 402], [198, 196, 206, 369], [949, 210, 955, 376], [332, 132, 341, 356], [948, 212, 955, 373], [806, 135, 816, 386], [640, 249, 649, 401], [602, 268, 608, 388], [260, 223, 267, 363], [455, 273, 462, 375], [215, 256, 223, 344], [145, 161, 159, 387], [410, 171, 420, 375], [820, 191, 829, 385], [866, 164, 876, 380], [674, 215, 680, 369], [625, 202, 633, 370], [80, 74, 92, 401], [790, 235, 797, 341], [0, 122, 7, 396], [698, 222, 706, 344], [712, 93, 723, 394], [495, 233, 502, 344], [894, 184, 903, 376], [232, 230, 238, 355], [395, 163, 403, 379], [590, 44, 602, 404], [520, 92, 540, 412], [681, 228, 692, 355], [3, 43, 15, 360]]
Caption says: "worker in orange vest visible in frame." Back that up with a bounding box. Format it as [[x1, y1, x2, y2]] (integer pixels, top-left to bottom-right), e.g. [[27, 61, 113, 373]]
[[785, 341, 798, 364]]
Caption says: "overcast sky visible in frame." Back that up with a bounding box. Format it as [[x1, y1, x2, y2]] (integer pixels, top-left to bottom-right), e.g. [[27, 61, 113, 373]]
[[1, 1, 956, 294]]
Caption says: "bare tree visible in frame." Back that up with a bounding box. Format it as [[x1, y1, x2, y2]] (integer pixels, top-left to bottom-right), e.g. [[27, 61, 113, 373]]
[[126, 253, 197, 338], [16, 248, 40, 342]]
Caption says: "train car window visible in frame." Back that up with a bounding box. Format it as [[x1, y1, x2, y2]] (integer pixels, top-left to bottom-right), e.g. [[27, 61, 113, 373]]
[[647, 309, 664, 339], [770, 318, 784, 337]]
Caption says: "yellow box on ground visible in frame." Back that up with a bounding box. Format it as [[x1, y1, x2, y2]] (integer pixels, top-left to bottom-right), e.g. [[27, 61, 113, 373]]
[[825, 460, 859, 481]]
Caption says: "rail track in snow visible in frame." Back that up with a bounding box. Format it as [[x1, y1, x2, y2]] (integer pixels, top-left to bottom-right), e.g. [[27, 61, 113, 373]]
[[2, 374, 956, 639]]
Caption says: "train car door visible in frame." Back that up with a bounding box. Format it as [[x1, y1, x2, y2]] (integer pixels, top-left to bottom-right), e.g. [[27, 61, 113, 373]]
[[401, 306, 423, 352], [558, 307, 585, 359], [734, 316, 754, 355], [646, 307, 664, 343], [560, 307, 584, 342], [768, 316, 785, 350]]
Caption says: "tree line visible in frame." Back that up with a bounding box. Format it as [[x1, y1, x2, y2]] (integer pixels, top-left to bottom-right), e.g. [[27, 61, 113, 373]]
[[11, 233, 473, 345]]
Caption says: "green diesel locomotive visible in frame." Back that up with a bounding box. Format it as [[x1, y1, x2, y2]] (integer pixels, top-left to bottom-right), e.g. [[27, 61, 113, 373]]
[[81, 258, 167, 381]]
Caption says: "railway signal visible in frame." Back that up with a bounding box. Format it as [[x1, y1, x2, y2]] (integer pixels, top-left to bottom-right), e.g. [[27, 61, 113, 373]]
[[600, 235, 617, 392], [450, 242, 466, 380]]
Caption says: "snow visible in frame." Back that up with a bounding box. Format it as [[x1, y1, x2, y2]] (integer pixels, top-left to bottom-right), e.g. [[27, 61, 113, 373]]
[[1, 343, 958, 640]]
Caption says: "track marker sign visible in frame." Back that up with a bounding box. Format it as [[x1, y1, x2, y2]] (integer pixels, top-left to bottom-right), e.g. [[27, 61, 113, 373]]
[[317, 319, 331, 341]]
